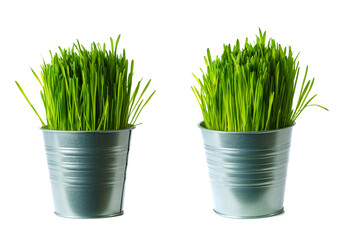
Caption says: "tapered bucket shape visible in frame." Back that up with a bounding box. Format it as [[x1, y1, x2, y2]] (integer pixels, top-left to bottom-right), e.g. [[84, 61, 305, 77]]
[[42, 128, 134, 218], [199, 122, 293, 219]]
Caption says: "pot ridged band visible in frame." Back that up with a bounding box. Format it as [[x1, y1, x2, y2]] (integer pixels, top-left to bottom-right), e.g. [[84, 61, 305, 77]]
[[42, 128, 134, 218], [199, 122, 293, 218]]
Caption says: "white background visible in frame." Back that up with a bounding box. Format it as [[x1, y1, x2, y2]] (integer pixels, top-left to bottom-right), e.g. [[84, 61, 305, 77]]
[[0, 0, 347, 239]]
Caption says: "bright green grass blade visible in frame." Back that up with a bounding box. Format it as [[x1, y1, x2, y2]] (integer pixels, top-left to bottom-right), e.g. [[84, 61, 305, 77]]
[[308, 104, 329, 111], [30, 68, 43, 88], [130, 90, 156, 126], [15, 81, 45, 126]]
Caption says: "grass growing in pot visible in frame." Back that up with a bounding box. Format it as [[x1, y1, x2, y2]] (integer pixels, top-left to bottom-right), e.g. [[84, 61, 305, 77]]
[[16, 36, 155, 130], [192, 29, 327, 131]]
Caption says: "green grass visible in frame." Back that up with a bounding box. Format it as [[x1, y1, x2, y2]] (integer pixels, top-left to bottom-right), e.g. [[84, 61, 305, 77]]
[[16, 36, 155, 130], [192, 29, 327, 132]]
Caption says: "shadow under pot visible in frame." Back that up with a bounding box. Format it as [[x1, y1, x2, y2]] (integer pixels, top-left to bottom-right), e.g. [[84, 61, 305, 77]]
[[42, 127, 134, 218], [199, 122, 293, 219]]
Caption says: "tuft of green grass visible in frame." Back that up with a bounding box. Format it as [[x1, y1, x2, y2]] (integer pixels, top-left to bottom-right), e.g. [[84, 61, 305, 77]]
[[192, 29, 327, 132], [16, 36, 155, 131]]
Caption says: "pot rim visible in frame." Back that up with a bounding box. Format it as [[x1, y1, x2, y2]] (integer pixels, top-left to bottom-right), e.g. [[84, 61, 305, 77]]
[[41, 126, 135, 133], [198, 121, 294, 135]]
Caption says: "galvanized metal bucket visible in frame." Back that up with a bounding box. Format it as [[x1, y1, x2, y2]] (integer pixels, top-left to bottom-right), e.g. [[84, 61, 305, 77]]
[[42, 128, 134, 218], [199, 122, 293, 219]]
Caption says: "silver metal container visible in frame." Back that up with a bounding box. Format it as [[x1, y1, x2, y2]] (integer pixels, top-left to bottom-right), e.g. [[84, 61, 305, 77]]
[[42, 128, 134, 218], [199, 122, 293, 219]]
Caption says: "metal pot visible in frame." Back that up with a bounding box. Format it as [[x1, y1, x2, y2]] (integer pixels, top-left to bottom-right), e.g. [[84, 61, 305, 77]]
[[42, 128, 134, 218], [199, 122, 293, 219]]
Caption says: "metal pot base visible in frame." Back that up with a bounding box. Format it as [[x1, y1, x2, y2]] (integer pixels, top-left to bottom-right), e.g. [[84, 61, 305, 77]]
[[54, 211, 124, 219], [213, 208, 284, 219]]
